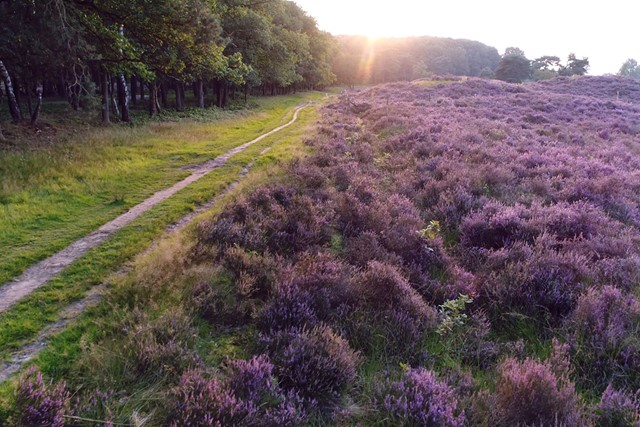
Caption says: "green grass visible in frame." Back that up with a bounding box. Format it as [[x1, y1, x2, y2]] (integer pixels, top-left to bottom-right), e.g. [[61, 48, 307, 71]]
[[0, 103, 320, 359], [0, 92, 322, 286], [0, 102, 321, 418]]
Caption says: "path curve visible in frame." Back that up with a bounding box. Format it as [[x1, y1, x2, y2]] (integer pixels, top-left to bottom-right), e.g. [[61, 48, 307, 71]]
[[0, 104, 309, 313]]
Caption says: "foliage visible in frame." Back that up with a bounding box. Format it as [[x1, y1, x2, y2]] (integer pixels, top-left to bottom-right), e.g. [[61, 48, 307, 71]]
[[259, 325, 359, 406], [14, 368, 71, 427], [493, 342, 582, 426], [619, 59, 640, 79], [495, 52, 531, 83], [167, 356, 305, 427], [437, 294, 473, 336], [566, 286, 640, 391], [593, 385, 640, 427], [372, 367, 464, 426]]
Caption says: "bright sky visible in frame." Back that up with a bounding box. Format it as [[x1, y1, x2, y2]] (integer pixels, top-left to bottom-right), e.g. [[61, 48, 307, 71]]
[[293, 0, 638, 76]]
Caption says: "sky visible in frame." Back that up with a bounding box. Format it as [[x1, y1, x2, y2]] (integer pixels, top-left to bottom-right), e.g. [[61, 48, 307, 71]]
[[293, 0, 638, 76]]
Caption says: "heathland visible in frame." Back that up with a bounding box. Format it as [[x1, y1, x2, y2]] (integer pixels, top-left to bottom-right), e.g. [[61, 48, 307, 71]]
[[3, 75, 640, 426]]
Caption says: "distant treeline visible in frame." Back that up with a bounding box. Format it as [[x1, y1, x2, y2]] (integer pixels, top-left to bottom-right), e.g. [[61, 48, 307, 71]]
[[0, 0, 335, 124], [332, 36, 501, 85]]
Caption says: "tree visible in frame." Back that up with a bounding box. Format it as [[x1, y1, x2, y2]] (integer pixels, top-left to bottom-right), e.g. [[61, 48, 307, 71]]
[[504, 47, 526, 58], [495, 49, 531, 83], [559, 53, 589, 76], [0, 60, 22, 122], [618, 59, 640, 79]]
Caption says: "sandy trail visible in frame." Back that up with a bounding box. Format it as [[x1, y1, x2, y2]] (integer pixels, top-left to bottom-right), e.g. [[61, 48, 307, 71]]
[[0, 104, 308, 314], [0, 143, 279, 383]]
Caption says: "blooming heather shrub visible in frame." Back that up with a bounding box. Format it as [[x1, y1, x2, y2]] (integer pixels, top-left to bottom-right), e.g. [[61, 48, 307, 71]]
[[168, 369, 250, 426], [373, 367, 464, 427], [286, 252, 355, 318], [225, 356, 306, 426], [190, 276, 257, 327], [202, 186, 333, 256], [122, 308, 198, 376], [222, 246, 280, 300], [258, 282, 319, 333], [493, 343, 582, 426], [352, 261, 437, 326], [15, 367, 71, 427], [168, 357, 305, 427], [344, 231, 404, 268], [593, 385, 640, 427], [567, 286, 640, 390], [460, 202, 537, 251], [479, 238, 589, 320], [260, 325, 359, 406]]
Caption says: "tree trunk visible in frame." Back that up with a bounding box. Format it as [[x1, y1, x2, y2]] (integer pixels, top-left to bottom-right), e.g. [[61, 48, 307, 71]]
[[0, 122, 5, 141], [117, 73, 130, 122], [0, 60, 23, 122], [160, 81, 168, 109], [130, 76, 137, 106], [221, 83, 228, 108], [196, 79, 204, 108], [26, 84, 33, 115], [101, 70, 110, 124], [30, 84, 43, 125], [148, 80, 158, 116], [175, 81, 185, 111]]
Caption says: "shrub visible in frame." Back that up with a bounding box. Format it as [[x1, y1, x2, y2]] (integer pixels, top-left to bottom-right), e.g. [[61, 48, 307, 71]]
[[352, 261, 437, 325], [373, 367, 464, 427], [258, 282, 319, 333], [168, 356, 305, 427], [202, 186, 333, 256], [222, 246, 280, 300], [493, 342, 582, 426], [593, 385, 640, 427], [122, 308, 198, 377], [567, 286, 640, 390], [285, 252, 355, 320], [15, 367, 71, 427], [480, 238, 589, 321], [260, 325, 359, 406]]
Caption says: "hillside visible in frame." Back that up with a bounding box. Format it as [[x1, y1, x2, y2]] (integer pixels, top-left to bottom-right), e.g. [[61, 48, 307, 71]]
[[4, 76, 640, 425]]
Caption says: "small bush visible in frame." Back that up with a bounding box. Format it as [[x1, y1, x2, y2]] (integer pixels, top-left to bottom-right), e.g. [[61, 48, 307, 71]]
[[202, 186, 333, 256], [122, 308, 198, 377], [567, 286, 640, 390], [168, 356, 305, 427], [373, 367, 464, 427], [260, 325, 359, 406], [593, 385, 640, 427], [493, 342, 582, 426], [222, 246, 280, 300], [258, 282, 319, 333], [15, 367, 71, 427], [352, 261, 437, 325]]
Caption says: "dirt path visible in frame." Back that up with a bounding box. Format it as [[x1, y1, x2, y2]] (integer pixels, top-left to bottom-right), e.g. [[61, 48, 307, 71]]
[[0, 144, 280, 383], [0, 104, 309, 313]]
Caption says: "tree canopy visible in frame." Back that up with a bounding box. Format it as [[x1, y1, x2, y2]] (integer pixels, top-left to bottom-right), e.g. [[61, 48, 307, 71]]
[[618, 59, 640, 79], [0, 0, 336, 121]]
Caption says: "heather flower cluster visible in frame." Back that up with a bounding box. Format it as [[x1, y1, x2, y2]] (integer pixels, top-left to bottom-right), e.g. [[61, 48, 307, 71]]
[[373, 367, 464, 426], [168, 355, 305, 426], [492, 342, 582, 426], [14, 367, 71, 427], [594, 385, 640, 427]]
